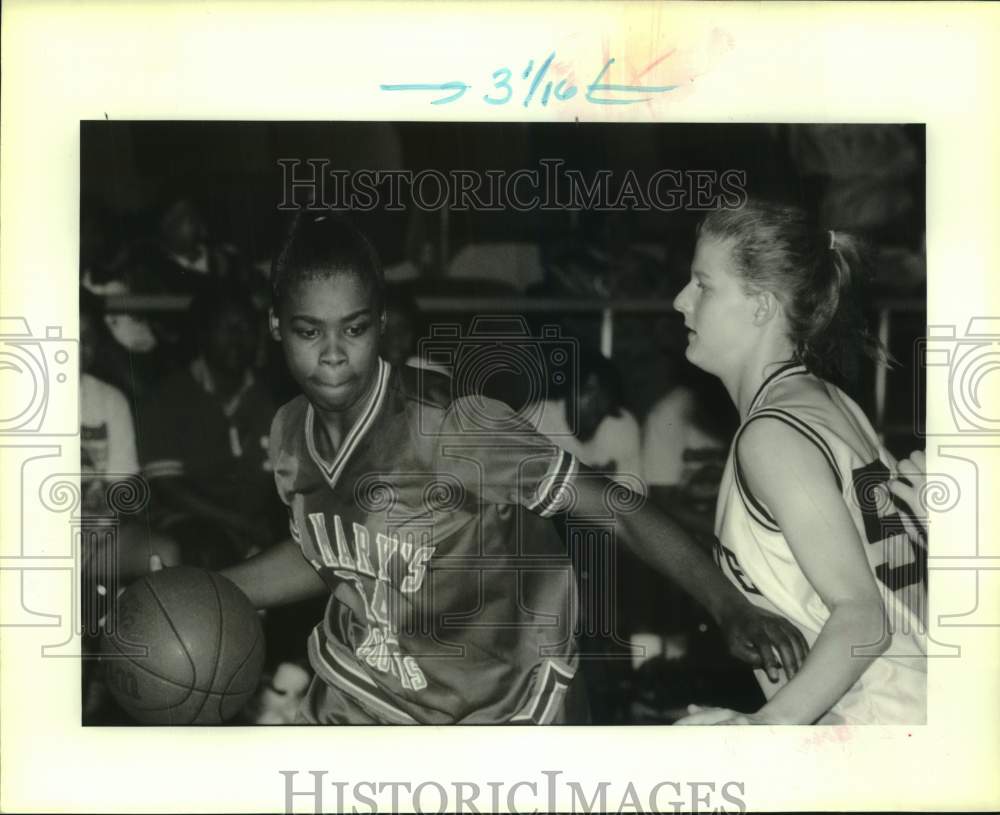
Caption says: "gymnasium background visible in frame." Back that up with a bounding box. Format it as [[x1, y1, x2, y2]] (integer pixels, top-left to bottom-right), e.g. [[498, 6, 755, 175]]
[[79, 122, 926, 724]]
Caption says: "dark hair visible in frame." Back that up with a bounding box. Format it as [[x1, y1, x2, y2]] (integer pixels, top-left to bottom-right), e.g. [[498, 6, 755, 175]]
[[187, 283, 258, 341], [699, 200, 886, 383], [271, 212, 385, 315]]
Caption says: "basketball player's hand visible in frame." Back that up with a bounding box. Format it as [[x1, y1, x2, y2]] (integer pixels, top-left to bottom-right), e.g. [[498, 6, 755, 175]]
[[95, 554, 164, 630], [720, 605, 808, 683], [888, 449, 927, 545], [675, 705, 760, 726]]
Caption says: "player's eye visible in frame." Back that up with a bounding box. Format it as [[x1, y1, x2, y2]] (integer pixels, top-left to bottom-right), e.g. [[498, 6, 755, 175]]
[[294, 326, 320, 340], [345, 321, 371, 338]]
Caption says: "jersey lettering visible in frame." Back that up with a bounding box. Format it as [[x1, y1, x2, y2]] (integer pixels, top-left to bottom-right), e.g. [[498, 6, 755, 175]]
[[352, 522, 376, 577], [306, 519, 432, 692], [715, 540, 763, 596], [401, 544, 435, 593], [332, 514, 357, 571], [375, 532, 400, 581], [851, 460, 926, 593], [308, 512, 339, 568]]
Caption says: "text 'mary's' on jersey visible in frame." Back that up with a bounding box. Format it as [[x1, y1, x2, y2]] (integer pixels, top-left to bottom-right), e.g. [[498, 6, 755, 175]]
[[269, 360, 581, 724]]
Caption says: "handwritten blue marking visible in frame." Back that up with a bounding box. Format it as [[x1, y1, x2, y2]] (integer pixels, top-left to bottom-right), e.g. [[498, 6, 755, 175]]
[[523, 51, 556, 108], [380, 82, 470, 105], [585, 59, 679, 105], [380, 53, 682, 108], [484, 68, 514, 106], [554, 79, 578, 101]]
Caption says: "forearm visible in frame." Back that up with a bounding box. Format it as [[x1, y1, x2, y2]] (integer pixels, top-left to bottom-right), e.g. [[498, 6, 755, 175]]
[[220, 537, 327, 609], [756, 603, 888, 724], [609, 483, 746, 624], [647, 486, 717, 542]]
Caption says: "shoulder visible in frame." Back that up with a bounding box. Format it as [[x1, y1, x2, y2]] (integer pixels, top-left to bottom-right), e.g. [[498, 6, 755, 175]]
[[737, 414, 841, 505], [764, 373, 879, 465], [529, 399, 568, 436], [270, 394, 310, 445], [390, 362, 521, 434], [391, 363, 453, 412]]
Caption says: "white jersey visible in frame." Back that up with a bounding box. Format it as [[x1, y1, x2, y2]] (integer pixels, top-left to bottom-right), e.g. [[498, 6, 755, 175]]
[[715, 362, 926, 724]]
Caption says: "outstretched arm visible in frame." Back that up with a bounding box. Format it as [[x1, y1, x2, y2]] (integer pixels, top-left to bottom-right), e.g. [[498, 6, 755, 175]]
[[570, 465, 808, 682], [221, 538, 328, 609]]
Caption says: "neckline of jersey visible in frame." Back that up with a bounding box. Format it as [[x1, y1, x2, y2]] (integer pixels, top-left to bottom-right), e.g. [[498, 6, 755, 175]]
[[304, 358, 391, 490], [748, 361, 809, 415]]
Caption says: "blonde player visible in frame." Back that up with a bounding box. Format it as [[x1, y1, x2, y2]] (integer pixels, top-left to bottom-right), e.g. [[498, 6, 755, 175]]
[[674, 201, 926, 725]]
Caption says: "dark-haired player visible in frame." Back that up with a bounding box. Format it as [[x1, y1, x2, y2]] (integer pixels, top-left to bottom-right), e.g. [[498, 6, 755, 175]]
[[674, 202, 926, 726], [220, 213, 809, 725]]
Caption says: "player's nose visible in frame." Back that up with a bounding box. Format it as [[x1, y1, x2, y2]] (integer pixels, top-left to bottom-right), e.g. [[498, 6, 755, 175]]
[[318, 334, 348, 365], [673, 283, 692, 315]]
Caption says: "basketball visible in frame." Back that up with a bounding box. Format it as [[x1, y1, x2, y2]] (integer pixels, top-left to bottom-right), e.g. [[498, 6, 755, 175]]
[[99, 567, 265, 725]]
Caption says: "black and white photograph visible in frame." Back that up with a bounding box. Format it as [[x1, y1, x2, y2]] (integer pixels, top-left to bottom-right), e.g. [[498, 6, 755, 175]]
[[78, 121, 928, 728], [2, 2, 998, 813]]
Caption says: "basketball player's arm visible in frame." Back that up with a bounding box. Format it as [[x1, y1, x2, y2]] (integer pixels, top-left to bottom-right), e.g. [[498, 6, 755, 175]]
[[220, 538, 328, 609], [715, 419, 890, 725], [441, 394, 804, 678], [570, 464, 809, 682]]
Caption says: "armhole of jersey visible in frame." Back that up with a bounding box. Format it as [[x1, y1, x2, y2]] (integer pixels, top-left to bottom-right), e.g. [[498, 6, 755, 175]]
[[732, 428, 781, 533], [735, 408, 845, 533]]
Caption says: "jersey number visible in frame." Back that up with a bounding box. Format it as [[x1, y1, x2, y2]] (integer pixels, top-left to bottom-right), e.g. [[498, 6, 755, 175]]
[[851, 460, 926, 592]]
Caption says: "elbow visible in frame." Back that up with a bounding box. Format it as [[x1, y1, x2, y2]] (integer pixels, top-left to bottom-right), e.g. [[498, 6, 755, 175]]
[[837, 597, 891, 658], [864, 603, 892, 657]]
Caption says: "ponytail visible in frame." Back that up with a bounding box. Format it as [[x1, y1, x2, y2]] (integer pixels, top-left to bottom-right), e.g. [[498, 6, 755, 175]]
[[799, 229, 888, 384], [700, 201, 890, 386]]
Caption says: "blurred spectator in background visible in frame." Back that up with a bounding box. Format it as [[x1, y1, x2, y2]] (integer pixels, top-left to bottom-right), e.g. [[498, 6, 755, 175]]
[[80, 288, 179, 722], [81, 205, 174, 402], [138, 286, 282, 569], [537, 211, 670, 300], [379, 286, 451, 377], [84, 195, 254, 383], [80, 288, 140, 515], [142, 196, 240, 296], [528, 349, 644, 489]]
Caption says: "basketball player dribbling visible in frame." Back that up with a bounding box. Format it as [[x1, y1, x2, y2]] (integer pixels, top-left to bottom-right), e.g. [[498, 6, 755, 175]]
[[216, 212, 813, 725]]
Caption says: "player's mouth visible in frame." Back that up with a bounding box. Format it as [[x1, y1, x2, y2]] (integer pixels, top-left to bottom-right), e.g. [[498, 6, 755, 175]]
[[311, 376, 354, 392]]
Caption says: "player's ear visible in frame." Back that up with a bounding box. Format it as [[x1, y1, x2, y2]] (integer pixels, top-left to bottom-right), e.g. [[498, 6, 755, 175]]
[[751, 290, 780, 326], [378, 308, 387, 336], [268, 308, 282, 341]]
